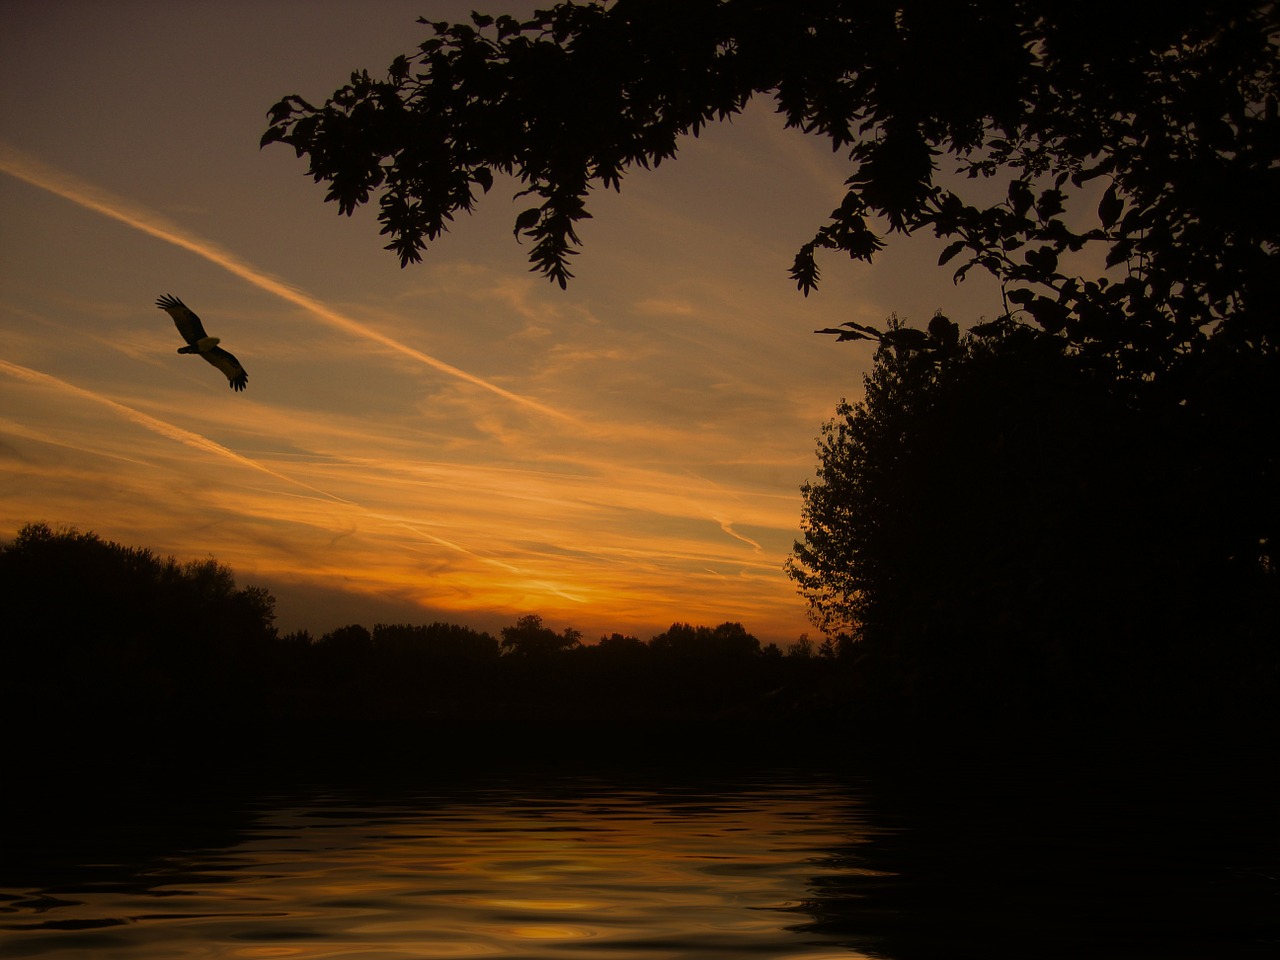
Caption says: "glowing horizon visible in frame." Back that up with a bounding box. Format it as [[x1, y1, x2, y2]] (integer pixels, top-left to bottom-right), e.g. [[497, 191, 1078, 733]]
[[0, 2, 997, 644]]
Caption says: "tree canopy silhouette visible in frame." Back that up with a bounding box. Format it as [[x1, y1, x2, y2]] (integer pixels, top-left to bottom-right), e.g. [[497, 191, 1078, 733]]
[[260, 2, 1279, 746], [264, 1, 1276, 373], [499, 613, 583, 657], [2, 524, 852, 773], [0, 523, 278, 742], [0, 522, 277, 658], [788, 317, 1279, 736], [650, 621, 761, 660]]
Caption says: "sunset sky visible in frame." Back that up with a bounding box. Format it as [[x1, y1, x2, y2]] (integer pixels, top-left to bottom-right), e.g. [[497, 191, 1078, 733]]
[[2, 0, 1002, 646]]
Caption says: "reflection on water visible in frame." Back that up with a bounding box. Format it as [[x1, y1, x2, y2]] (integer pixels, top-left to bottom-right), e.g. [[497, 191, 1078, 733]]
[[0, 767, 1275, 960], [1, 773, 876, 960]]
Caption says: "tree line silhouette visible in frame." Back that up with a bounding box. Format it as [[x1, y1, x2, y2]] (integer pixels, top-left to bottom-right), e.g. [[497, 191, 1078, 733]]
[[1, 523, 851, 778], [253, 1, 1278, 767], [789, 315, 1279, 752], [6, 511, 1274, 785]]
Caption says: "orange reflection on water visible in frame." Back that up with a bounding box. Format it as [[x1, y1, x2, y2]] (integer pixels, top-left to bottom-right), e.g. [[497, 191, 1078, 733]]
[[2, 776, 878, 960], [508, 923, 597, 940], [479, 898, 602, 911]]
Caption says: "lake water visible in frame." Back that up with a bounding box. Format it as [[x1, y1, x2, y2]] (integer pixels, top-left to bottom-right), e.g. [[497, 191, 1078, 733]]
[[1, 765, 1275, 959]]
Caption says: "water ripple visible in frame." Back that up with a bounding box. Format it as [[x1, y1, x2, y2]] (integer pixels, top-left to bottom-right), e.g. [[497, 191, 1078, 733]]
[[4, 769, 1275, 960]]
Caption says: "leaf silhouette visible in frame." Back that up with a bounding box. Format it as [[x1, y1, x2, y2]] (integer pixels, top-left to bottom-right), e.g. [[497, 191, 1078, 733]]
[[1098, 183, 1122, 230], [513, 207, 541, 240]]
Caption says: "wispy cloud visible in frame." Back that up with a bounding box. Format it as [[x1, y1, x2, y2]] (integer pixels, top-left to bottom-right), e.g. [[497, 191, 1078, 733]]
[[0, 6, 858, 647], [0, 142, 574, 423], [0, 357, 348, 503], [390, 520, 589, 605], [0, 357, 604, 612]]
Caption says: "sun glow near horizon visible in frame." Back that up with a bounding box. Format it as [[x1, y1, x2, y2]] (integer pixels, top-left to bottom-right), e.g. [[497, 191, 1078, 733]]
[[0, 344, 804, 641], [0, 150, 817, 642], [1, 1, 996, 645]]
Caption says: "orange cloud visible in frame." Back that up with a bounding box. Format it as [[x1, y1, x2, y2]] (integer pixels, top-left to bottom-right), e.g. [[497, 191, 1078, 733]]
[[0, 357, 348, 503], [0, 142, 573, 423]]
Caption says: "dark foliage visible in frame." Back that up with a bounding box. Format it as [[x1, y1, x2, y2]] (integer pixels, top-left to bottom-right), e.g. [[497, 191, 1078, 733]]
[[5, 519, 1272, 780], [499, 612, 582, 657], [0, 525, 847, 781], [263, 1, 1277, 377], [0, 523, 278, 744], [789, 319, 1279, 742], [258, 3, 1279, 754]]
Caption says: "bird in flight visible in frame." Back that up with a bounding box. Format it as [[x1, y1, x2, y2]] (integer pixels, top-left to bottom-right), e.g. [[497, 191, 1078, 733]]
[[156, 294, 248, 391]]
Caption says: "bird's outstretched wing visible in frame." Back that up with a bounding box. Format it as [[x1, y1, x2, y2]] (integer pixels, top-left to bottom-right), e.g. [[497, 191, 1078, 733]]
[[156, 295, 248, 390], [156, 294, 208, 346], [202, 346, 248, 391]]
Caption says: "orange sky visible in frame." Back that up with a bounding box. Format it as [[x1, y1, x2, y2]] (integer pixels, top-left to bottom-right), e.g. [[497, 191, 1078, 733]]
[[1, 1, 1001, 645]]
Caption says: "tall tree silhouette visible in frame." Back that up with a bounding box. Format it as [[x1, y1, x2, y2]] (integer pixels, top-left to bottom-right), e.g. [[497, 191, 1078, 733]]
[[788, 319, 1279, 738], [264, 3, 1279, 745]]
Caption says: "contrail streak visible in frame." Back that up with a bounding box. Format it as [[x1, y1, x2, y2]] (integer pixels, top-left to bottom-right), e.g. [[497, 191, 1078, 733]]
[[0, 142, 572, 422], [0, 358, 350, 503], [2, 360, 592, 593], [391, 519, 588, 604], [715, 517, 763, 552]]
